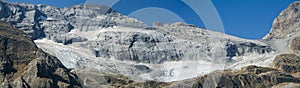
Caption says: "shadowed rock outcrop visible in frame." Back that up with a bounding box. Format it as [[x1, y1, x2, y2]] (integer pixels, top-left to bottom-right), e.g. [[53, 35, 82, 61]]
[[226, 42, 274, 58], [0, 21, 82, 87], [272, 54, 300, 74], [289, 37, 300, 53]]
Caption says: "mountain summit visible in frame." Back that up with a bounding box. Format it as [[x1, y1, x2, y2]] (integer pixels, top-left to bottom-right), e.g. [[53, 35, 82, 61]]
[[264, 1, 300, 40]]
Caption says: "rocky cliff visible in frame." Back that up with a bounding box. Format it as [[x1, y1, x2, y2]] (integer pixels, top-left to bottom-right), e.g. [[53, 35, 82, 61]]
[[264, 1, 300, 40], [0, 0, 146, 41], [0, 21, 81, 88]]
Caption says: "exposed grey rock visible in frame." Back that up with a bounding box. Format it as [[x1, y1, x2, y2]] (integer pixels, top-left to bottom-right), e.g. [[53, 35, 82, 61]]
[[226, 42, 274, 58], [134, 65, 151, 73], [0, 0, 146, 41], [271, 54, 300, 74]]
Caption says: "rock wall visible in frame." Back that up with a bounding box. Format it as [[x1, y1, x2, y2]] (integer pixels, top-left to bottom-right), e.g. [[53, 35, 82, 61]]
[[264, 1, 300, 40]]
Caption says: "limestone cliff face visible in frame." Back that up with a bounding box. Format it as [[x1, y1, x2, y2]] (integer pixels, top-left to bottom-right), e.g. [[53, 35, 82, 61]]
[[0, 21, 81, 88], [0, 0, 274, 64], [0, 0, 146, 41]]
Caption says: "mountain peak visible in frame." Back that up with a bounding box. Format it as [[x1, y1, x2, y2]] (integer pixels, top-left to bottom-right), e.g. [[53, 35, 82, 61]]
[[263, 1, 300, 40]]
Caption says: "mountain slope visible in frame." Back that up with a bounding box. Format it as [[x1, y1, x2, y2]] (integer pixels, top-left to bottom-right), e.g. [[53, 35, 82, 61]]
[[264, 1, 300, 40], [0, 21, 81, 88]]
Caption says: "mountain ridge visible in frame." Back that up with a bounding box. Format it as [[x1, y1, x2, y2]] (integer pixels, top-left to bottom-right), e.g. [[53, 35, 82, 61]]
[[264, 1, 300, 40]]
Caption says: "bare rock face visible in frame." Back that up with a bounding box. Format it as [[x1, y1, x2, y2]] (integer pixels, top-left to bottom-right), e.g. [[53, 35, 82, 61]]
[[225, 42, 274, 58], [0, 21, 81, 88], [272, 54, 300, 74], [264, 1, 300, 40], [0, 0, 146, 41]]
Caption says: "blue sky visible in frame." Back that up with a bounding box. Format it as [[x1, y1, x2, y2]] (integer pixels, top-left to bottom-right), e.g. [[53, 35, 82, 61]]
[[7, 0, 296, 39]]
